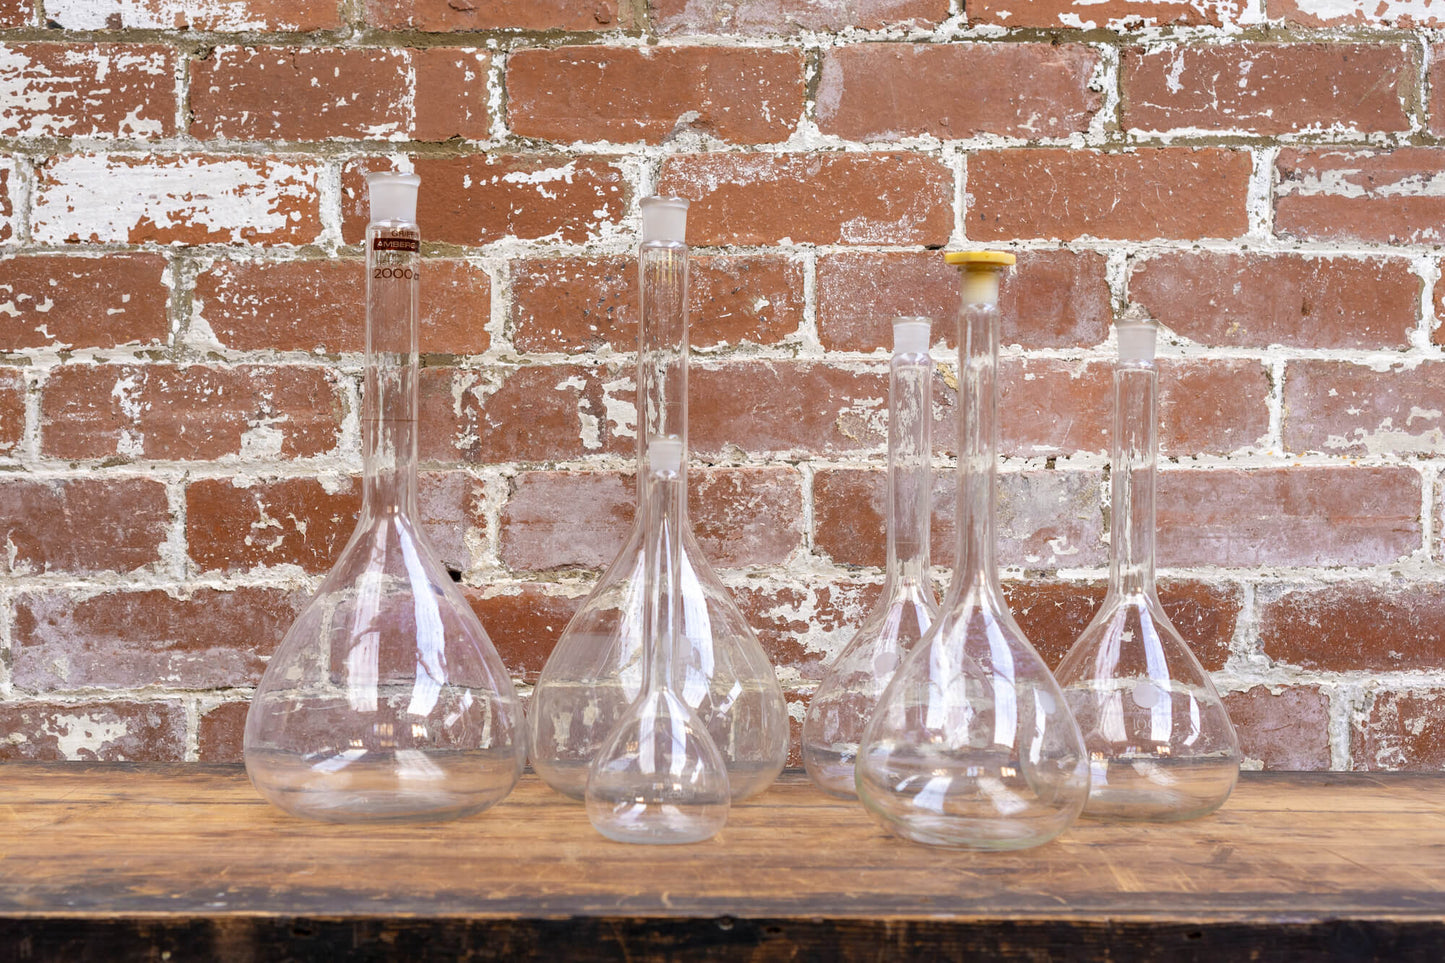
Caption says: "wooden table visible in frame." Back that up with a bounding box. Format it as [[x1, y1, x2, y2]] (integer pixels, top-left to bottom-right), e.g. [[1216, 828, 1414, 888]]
[[0, 765, 1441, 961]]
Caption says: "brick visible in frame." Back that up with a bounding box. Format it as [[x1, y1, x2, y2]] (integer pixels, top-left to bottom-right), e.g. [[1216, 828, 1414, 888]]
[[341, 156, 628, 246], [0, 477, 168, 574], [970, 0, 1244, 27], [13, 587, 301, 690], [652, 0, 946, 34], [970, 148, 1251, 241], [186, 472, 484, 574], [194, 258, 489, 355], [45, 0, 341, 29], [0, 700, 185, 762], [0, 254, 169, 351], [32, 154, 323, 246], [1224, 686, 1331, 770], [1429, 44, 1445, 135], [466, 586, 584, 684], [0, 156, 15, 243], [499, 466, 803, 571], [510, 255, 802, 353], [1131, 252, 1418, 350], [817, 43, 1100, 141], [1271, 0, 1445, 27], [735, 580, 882, 678], [1284, 360, 1445, 457], [192, 46, 488, 142], [1156, 467, 1421, 568], [41, 363, 344, 461], [1124, 44, 1414, 136], [198, 701, 248, 762], [812, 469, 1106, 570], [1353, 689, 1445, 771], [656, 152, 952, 246], [1009, 579, 1238, 671], [0, 0, 29, 27], [1259, 582, 1445, 672], [419, 364, 632, 464], [508, 46, 801, 145], [1276, 148, 1445, 245], [366, 0, 622, 31], [0, 44, 174, 138], [0, 366, 22, 454], [690, 361, 887, 455], [816, 250, 1111, 352]]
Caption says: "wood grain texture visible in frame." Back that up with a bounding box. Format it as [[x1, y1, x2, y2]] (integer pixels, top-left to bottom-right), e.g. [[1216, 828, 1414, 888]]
[[0, 766, 1442, 960]]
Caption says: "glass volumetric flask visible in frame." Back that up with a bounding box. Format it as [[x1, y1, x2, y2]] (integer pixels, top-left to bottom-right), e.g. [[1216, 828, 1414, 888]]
[[244, 173, 526, 822], [1055, 316, 1240, 821], [529, 196, 788, 802], [856, 252, 1089, 850], [586, 438, 731, 844], [803, 317, 940, 798]]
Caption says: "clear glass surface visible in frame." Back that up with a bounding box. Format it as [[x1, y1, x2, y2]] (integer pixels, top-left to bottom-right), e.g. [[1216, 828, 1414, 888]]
[[530, 197, 788, 802], [804, 318, 939, 798], [1055, 321, 1240, 821], [585, 440, 730, 844], [243, 176, 526, 822], [856, 268, 1090, 850]]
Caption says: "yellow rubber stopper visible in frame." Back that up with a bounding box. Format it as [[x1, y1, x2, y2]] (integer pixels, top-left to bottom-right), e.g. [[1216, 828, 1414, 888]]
[[944, 250, 1016, 270]]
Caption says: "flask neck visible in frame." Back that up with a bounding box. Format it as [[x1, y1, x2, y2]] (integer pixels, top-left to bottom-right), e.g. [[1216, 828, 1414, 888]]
[[634, 238, 690, 509], [1110, 363, 1159, 599], [885, 351, 933, 593], [641, 460, 684, 696], [363, 222, 421, 517], [954, 299, 1000, 593]]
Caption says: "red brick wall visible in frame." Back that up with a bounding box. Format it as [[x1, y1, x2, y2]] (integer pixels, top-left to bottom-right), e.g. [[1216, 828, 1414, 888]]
[[0, 0, 1440, 772]]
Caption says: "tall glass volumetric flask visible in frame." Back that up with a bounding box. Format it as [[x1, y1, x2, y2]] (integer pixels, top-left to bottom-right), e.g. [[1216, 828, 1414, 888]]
[[243, 173, 526, 822], [529, 196, 787, 801], [856, 252, 1089, 850], [1055, 316, 1240, 821], [586, 438, 731, 844], [803, 317, 940, 798]]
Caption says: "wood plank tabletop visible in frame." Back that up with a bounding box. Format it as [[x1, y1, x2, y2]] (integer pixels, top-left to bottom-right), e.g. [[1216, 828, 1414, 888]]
[[0, 765, 1441, 961]]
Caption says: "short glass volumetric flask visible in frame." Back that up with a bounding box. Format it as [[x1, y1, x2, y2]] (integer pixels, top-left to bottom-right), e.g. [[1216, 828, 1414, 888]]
[[586, 438, 731, 844], [803, 317, 940, 798], [529, 197, 788, 802], [243, 173, 526, 822], [1055, 316, 1240, 821], [856, 252, 1089, 850]]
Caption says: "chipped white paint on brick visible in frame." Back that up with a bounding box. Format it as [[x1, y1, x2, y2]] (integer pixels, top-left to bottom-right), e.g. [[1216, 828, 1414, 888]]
[[45, 0, 311, 31], [0, 46, 170, 139], [1283, 0, 1445, 24]]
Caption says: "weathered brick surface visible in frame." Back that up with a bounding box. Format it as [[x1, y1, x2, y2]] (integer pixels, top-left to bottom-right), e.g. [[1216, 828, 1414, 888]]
[[1259, 582, 1445, 671], [12, 587, 301, 690], [816, 44, 1101, 141], [1271, 0, 1444, 27], [1225, 686, 1332, 770], [193, 47, 489, 143], [1276, 148, 1445, 245], [194, 258, 489, 355], [0, 0, 29, 28], [0, 44, 176, 138], [366, 0, 622, 31], [816, 250, 1111, 352], [0, 254, 169, 351], [1353, 689, 1445, 770], [40, 364, 345, 461], [1123, 43, 1415, 136], [341, 156, 628, 246], [1130, 252, 1418, 350], [468, 586, 584, 683], [970, 0, 1245, 26], [197, 701, 249, 762], [46, 0, 340, 30], [0, 478, 168, 574], [0, 366, 21, 454], [652, 0, 946, 35], [970, 149, 1252, 241], [1283, 360, 1445, 457], [508, 46, 802, 145], [0, 700, 186, 761], [510, 255, 802, 353], [656, 153, 952, 246]]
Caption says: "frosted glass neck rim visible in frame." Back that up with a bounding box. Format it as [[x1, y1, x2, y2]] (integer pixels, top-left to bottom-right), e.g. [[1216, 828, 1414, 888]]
[[366, 172, 420, 223], [641, 196, 689, 243], [892, 317, 932, 355]]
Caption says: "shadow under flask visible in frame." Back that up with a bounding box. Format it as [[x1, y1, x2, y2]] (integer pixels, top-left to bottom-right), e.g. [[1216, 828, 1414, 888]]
[[803, 317, 940, 798], [1054, 316, 1240, 821], [243, 172, 527, 822], [528, 196, 788, 802], [856, 251, 1090, 850], [585, 437, 731, 844]]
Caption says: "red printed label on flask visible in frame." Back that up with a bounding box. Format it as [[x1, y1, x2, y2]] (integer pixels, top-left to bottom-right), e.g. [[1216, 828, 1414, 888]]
[[373, 236, 419, 253]]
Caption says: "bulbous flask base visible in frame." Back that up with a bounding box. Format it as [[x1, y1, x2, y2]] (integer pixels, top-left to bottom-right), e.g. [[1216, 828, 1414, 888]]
[[246, 746, 521, 823], [856, 742, 1087, 851], [801, 743, 861, 799], [1083, 752, 1238, 822]]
